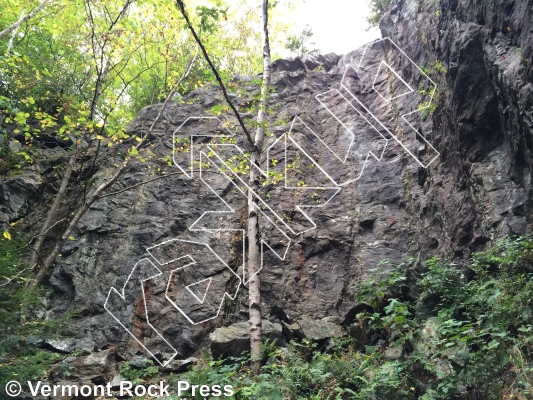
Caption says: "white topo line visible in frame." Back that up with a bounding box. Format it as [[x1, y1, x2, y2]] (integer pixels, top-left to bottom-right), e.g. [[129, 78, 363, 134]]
[[104, 38, 440, 360]]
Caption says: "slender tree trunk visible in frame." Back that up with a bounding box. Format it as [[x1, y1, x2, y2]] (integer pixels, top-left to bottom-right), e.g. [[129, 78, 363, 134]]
[[28, 147, 77, 272], [31, 159, 128, 287], [0, 0, 51, 40], [26, 1, 133, 284], [28, 59, 195, 287], [249, 0, 271, 376], [87, 0, 133, 121]]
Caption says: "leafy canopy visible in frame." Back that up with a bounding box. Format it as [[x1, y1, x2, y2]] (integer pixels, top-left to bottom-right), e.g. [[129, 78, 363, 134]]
[[0, 0, 294, 156]]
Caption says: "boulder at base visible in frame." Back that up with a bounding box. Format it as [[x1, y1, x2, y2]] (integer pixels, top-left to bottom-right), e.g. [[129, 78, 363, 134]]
[[210, 320, 284, 359]]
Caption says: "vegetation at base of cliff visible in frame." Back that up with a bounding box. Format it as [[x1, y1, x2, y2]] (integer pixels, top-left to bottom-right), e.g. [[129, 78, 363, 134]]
[[0, 233, 74, 388], [165, 235, 533, 399], [1, 234, 531, 399], [119, 360, 160, 386]]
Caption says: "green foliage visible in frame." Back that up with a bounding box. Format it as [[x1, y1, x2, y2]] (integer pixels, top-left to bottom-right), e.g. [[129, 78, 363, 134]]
[[170, 236, 533, 399], [368, 0, 393, 26], [176, 358, 240, 399], [355, 235, 533, 399], [0, 232, 75, 389], [0, 230, 27, 283], [285, 25, 318, 57], [0, 139, 25, 175], [356, 259, 411, 308], [416, 60, 446, 119], [419, 60, 447, 79], [119, 360, 159, 385], [433, 60, 447, 75], [418, 100, 438, 119], [0, 0, 296, 160]]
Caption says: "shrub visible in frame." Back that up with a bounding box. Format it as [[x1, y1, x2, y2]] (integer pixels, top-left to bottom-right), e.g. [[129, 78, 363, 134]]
[[0, 140, 25, 175], [0, 233, 75, 389], [166, 236, 533, 398], [368, 0, 393, 25]]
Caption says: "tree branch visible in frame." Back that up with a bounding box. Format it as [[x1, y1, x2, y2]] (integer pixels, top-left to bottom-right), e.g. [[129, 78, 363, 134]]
[[0, 267, 33, 287], [100, 168, 225, 199], [100, 172, 183, 198], [174, 0, 255, 150], [28, 53, 198, 287], [0, 0, 52, 40]]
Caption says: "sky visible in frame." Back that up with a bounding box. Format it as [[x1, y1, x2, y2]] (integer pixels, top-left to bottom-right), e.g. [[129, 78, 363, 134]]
[[280, 0, 381, 56]]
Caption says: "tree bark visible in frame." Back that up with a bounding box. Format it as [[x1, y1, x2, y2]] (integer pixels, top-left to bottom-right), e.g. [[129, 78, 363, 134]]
[[31, 157, 129, 287], [28, 56, 195, 287], [28, 146, 77, 274], [0, 0, 51, 40], [248, 0, 271, 376], [86, 0, 133, 121], [26, 0, 134, 283]]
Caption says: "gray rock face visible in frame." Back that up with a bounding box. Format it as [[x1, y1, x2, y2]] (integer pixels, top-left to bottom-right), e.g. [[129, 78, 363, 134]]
[[43, 338, 77, 354], [0, 171, 42, 225], [4, 0, 531, 363], [27, 337, 95, 355], [128, 355, 152, 369], [74, 338, 96, 355], [160, 356, 198, 373], [298, 317, 344, 340], [8, 140, 21, 152], [26, 337, 76, 354], [379, 0, 533, 253]]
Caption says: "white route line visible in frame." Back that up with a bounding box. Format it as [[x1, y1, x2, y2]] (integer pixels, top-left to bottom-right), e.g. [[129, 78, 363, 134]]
[[149, 238, 241, 325], [199, 148, 291, 284], [372, 60, 414, 102], [186, 277, 212, 304], [347, 37, 440, 168], [105, 38, 441, 359], [104, 258, 179, 366]]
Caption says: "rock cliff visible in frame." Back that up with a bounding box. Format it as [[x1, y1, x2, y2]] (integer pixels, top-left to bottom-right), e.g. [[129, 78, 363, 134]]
[[1, 0, 531, 362]]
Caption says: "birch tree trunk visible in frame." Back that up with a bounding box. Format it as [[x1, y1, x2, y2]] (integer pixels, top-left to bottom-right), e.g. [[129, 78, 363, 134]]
[[0, 0, 51, 40], [248, 0, 271, 376]]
